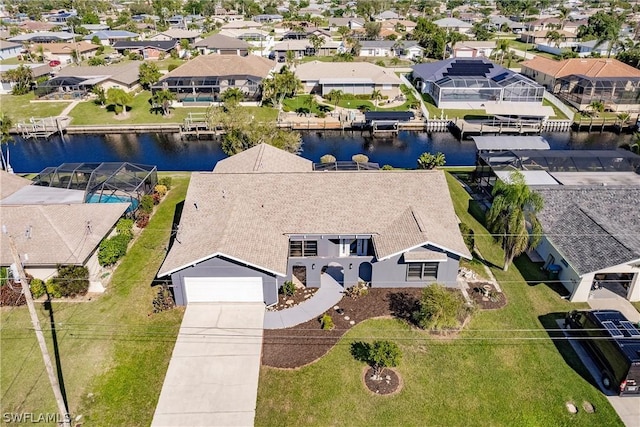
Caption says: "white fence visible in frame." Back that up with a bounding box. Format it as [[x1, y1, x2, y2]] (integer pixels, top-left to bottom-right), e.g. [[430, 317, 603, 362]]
[[399, 73, 430, 119], [543, 92, 575, 121]]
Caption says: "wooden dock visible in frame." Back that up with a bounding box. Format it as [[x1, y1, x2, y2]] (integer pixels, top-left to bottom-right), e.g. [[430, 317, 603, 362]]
[[451, 118, 572, 139], [16, 116, 71, 139]]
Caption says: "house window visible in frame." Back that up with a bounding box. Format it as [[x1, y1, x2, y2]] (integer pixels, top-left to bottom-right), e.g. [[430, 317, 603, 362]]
[[289, 240, 317, 257], [382, 84, 392, 90], [339, 238, 369, 257], [227, 79, 235, 86], [406, 262, 438, 281]]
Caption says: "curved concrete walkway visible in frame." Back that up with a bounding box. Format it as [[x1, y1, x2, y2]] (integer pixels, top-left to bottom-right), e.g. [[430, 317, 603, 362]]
[[264, 274, 344, 329]]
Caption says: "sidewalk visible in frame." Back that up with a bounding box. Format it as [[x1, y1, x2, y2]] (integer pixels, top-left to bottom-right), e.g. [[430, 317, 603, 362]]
[[264, 274, 343, 329], [59, 100, 80, 117]]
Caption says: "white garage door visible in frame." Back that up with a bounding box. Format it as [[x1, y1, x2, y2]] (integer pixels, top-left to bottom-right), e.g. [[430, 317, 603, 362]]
[[184, 277, 264, 303]]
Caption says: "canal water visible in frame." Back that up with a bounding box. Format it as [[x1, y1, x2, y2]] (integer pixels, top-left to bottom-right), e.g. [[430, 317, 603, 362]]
[[4, 130, 633, 173]]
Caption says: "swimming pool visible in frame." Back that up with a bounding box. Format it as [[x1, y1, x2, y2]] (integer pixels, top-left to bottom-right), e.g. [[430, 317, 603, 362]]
[[86, 193, 139, 213]]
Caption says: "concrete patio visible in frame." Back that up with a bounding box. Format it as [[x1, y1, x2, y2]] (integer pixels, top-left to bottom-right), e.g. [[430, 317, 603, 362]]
[[264, 273, 344, 329]]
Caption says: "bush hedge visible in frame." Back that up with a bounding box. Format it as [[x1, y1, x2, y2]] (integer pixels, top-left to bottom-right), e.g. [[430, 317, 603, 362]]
[[139, 195, 154, 214], [158, 176, 172, 189], [52, 265, 90, 297], [30, 278, 46, 298]]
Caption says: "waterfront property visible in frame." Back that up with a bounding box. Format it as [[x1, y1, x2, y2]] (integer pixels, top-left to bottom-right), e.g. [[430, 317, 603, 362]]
[[32, 41, 99, 64], [8, 31, 75, 44], [358, 40, 424, 60], [112, 40, 179, 60], [152, 55, 276, 103], [295, 61, 402, 98], [192, 34, 250, 56], [273, 38, 342, 60], [1, 64, 52, 94], [158, 144, 470, 305], [82, 30, 139, 46], [520, 57, 640, 112], [412, 58, 545, 110]]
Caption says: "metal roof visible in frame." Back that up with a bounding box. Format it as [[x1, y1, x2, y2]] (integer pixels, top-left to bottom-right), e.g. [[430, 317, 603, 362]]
[[494, 170, 559, 186], [473, 136, 551, 151]]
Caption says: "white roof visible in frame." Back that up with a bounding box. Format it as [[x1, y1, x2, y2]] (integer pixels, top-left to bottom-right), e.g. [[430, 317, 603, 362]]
[[295, 61, 401, 85], [495, 170, 559, 186], [1, 186, 86, 205], [472, 136, 551, 151], [485, 103, 555, 117], [550, 172, 640, 186]]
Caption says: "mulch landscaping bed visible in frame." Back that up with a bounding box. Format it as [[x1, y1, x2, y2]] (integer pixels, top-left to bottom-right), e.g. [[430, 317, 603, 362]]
[[262, 288, 423, 369], [363, 367, 402, 395], [467, 282, 507, 310], [267, 287, 318, 311]]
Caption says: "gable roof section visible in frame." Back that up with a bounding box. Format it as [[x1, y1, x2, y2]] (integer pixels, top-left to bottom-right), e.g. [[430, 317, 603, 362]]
[[412, 58, 507, 82], [112, 40, 178, 51], [0, 203, 128, 266], [159, 28, 201, 39], [193, 33, 250, 49], [0, 171, 31, 200], [35, 41, 99, 54], [159, 170, 470, 277], [159, 55, 275, 79], [521, 57, 640, 78], [212, 144, 312, 173], [535, 187, 640, 275], [56, 61, 142, 86], [83, 30, 138, 40]]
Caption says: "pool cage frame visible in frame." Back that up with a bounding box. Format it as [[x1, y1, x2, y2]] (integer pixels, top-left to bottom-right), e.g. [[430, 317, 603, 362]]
[[32, 162, 158, 212]]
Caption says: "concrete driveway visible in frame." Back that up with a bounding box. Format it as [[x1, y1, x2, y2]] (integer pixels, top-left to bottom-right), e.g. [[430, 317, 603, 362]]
[[152, 303, 264, 427], [557, 320, 640, 426]]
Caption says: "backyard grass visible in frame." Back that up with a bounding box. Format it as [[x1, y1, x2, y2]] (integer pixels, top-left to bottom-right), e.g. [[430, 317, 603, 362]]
[[0, 93, 69, 122], [0, 173, 189, 426], [283, 95, 333, 115], [67, 91, 277, 125], [254, 172, 621, 427], [543, 98, 569, 120]]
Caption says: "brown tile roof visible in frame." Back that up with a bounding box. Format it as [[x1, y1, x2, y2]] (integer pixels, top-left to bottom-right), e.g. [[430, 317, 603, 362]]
[[160, 54, 275, 79], [159, 169, 470, 277], [0, 203, 128, 266], [35, 41, 99, 55], [0, 171, 31, 200], [521, 56, 640, 78], [19, 21, 57, 32], [212, 144, 312, 173]]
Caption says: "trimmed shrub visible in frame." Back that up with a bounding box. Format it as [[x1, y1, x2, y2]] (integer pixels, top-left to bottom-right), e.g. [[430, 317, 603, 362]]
[[345, 281, 369, 299], [352, 153, 369, 163], [152, 285, 175, 313], [320, 313, 334, 330], [53, 265, 90, 297], [320, 154, 336, 164], [154, 184, 168, 197], [280, 280, 296, 297], [98, 232, 131, 266], [167, 63, 179, 72], [46, 279, 62, 299], [0, 267, 7, 286], [136, 212, 150, 228], [412, 284, 473, 331], [153, 192, 162, 205], [30, 278, 46, 298], [381, 164, 394, 170], [139, 195, 154, 214], [459, 223, 475, 252], [116, 218, 134, 239]]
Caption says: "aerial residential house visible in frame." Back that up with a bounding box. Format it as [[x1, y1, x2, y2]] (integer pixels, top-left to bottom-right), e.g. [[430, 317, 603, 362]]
[[150, 29, 202, 44], [374, 10, 400, 21], [1, 64, 52, 94], [433, 17, 473, 35], [35, 61, 143, 99], [193, 34, 250, 56], [359, 40, 424, 60], [18, 20, 58, 33], [45, 9, 77, 23], [219, 28, 274, 56], [489, 16, 527, 33], [112, 40, 179, 59], [152, 54, 275, 103], [412, 58, 546, 110], [527, 17, 563, 32], [381, 19, 417, 34], [518, 30, 578, 45], [575, 40, 622, 57], [157, 144, 471, 305], [452, 41, 496, 58], [220, 20, 263, 30], [253, 14, 283, 24], [328, 17, 365, 31], [296, 61, 402, 98], [80, 24, 109, 33], [9, 32, 75, 44], [520, 57, 640, 112], [0, 40, 22, 60], [83, 30, 139, 46], [33, 41, 99, 64], [273, 38, 343, 60]]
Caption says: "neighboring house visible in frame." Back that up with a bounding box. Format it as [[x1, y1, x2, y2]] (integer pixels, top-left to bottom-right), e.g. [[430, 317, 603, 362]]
[[452, 41, 496, 58], [220, 20, 263, 30], [520, 57, 640, 112], [157, 144, 471, 305], [575, 40, 622, 57], [193, 34, 250, 56], [412, 58, 545, 110], [359, 40, 424, 60], [374, 10, 400, 21], [534, 186, 640, 303], [527, 17, 563, 32], [0, 64, 52, 94], [112, 40, 179, 59], [33, 41, 99, 64], [152, 54, 275, 103], [253, 14, 283, 24], [35, 61, 142, 99], [0, 171, 128, 287], [433, 17, 473, 35], [0, 40, 22, 60], [219, 28, 274, 56], [19, 20, 58, 32], [489, 16, 526, 33], [9, 32, 75, 44], [273, 38, 343, 59], [80, 24, 110, 32], [150, 29, 202, 44], [283, 27, 332, 40], [381, 19, 417, 34], [562, 19, 587, 34], [295, 61, 402, 98], [328, 17, 365, 31], [518, 30, 578, 44], [83, 30, 139, 46]]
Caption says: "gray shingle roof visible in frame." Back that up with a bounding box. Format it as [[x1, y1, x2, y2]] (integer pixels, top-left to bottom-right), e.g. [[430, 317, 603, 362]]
[[56, 61, 143, 86], [0, 171, 31, 200], [535, 187, 640, 275], [0, 203, 128, 266], [212, 144, 312, 173], [193, 33, 249, 49], [159, 169, 471, 277]]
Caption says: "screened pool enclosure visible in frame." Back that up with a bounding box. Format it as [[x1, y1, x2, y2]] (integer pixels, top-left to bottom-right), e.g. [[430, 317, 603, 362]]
[[427, 73, 544, 105], [32, 162, 157, 212], [555, 75, 640, 111]]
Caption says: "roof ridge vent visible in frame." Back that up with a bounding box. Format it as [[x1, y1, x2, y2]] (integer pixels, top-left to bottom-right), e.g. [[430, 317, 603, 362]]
[[410, 207, 426, 233]]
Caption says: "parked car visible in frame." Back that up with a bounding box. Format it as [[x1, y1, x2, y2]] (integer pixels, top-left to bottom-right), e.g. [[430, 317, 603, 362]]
[[565, 309, 640, 396], [48, 60, 61, 67]]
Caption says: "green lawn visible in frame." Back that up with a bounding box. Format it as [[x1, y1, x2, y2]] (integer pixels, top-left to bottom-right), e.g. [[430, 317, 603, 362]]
[[300, 55, 413, 67], [67, 91, 277, 125], [421, 94, 487, 119], [0, 173, 189, 426], [283, 95, 333, 115], [0, 93, 70, 122], [255, 172, 622, 426]]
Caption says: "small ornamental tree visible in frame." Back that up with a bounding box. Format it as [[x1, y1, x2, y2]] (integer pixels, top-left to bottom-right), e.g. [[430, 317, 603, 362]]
[[351, 340, 402, 377], [417, 151, 446, 169], [138, 62, 162, 90]]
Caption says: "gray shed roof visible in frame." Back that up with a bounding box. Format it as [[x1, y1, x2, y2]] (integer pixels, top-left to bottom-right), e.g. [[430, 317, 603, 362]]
[[473, 136, 551, 151], [0, 171, 31, 200], [159, 169, 470, 277], [535, 187, 640, 275]]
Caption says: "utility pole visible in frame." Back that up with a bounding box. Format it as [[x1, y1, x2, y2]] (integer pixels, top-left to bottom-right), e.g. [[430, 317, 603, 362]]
[[6, 236, 70, 427]]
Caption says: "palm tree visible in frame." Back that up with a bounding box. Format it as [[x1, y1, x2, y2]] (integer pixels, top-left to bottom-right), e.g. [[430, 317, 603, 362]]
[[308, 34, 325, 56], [588, 100, 605, 117], [496, 38, 510, 65], [220, 87, 244, 105], [417, 152, 446, 169], [152, 89, 176, 116], [106, 87, 133, 117], [545, 30, 564, 49], [92, 86, 107, 107], [337, 26, 351, 42], [327, 89, 343, 109], [486, 170, 544, 271], [285, 50, 296, 69], [0, 113, 13, 171], [371, 89, 382, 110]]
